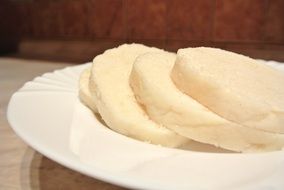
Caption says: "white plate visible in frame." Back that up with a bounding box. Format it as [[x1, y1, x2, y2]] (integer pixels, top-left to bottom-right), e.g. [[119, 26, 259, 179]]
[[7, 61, 284, 190]]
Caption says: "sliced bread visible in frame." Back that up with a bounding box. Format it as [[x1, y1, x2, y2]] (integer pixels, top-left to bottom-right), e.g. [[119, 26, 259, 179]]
[[90, 44, 189, 147], [130, 52, 284, 152], [79, 67, 98, 113], [172, 47, 284, 134]]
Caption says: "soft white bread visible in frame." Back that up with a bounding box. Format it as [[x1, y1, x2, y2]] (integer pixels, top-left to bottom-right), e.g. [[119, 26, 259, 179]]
[[89, 44, 188, 147], [130, 52, 284, 152], [172, 47, 284, 134], [131, 53, 224, 127], [79, 68, 98, 113]]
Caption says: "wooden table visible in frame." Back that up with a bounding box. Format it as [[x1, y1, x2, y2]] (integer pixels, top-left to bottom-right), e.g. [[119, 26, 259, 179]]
[[0, 57, 126, 190]]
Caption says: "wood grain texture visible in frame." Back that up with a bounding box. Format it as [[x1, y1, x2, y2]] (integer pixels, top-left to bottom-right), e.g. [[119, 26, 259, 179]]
[[2, 0, 284, 57], [88, 0, 126, 39], [0, 58, 127, 190], [5, 0, 284, 43], [264, 0, 284, 43], [126, 0, 167, 39], [214, 0, 266, 41], [167, 0, 214, 40]]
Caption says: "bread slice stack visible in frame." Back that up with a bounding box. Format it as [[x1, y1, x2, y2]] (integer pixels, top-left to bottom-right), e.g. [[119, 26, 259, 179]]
[[79, 68, 98, 113], [80, 44, 188, 148], [79, 44, 284, 152], [172, 47, 284, 134]]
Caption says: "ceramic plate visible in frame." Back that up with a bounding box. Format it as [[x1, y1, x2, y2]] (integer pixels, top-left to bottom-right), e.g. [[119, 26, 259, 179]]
[[7, 61, 284, 190]]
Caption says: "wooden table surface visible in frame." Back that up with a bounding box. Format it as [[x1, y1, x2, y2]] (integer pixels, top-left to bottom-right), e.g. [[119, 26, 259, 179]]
[[0, 57, 126, 190]]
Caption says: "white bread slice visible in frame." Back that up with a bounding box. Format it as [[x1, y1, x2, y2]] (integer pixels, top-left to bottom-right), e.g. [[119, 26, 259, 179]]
[[172, 47, 284, 134], [79, 68, 98, 113], [89, 44, 188, 147], [130, 52, 284, 152]]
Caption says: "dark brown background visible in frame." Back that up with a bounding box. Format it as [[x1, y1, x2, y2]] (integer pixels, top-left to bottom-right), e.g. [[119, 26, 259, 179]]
[[1, 0, 284, 62]]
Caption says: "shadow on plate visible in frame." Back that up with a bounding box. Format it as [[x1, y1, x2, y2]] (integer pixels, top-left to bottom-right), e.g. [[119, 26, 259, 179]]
[[93, 113, 234, 154]]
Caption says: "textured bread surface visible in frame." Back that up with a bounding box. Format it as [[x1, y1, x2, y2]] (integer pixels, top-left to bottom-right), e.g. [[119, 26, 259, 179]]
[[172, 47, 284, 134], [79, 68, 98, 113], [130, 52, 284, 152], [90, 44, 188, 147]]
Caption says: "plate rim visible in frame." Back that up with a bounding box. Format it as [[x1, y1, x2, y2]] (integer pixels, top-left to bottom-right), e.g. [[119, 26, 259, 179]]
[[6, 62, 284, 190]]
